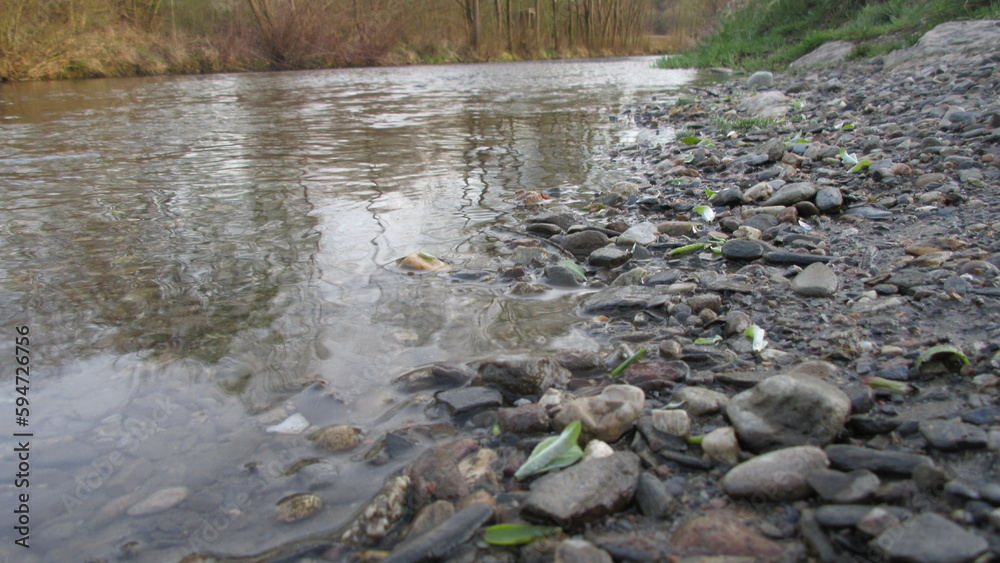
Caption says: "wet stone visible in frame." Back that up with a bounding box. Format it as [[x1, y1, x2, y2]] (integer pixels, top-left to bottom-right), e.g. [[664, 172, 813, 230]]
[[476, 356, 572, 398], [580, 285, 662, 316], [555, 230, 609, 257], [127, 486, 190, 516], [617, 222, 659, 246], [436, 386, 503, 416], [546, 264, 582, 287], [918, 419, 988, 451], [587, 246, 630, 269], [635, 471, 674, 518], [623, 360, 689, 393]]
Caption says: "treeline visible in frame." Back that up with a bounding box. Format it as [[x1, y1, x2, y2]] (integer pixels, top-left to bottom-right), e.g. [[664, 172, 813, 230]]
[[0, 0, 727, 81]]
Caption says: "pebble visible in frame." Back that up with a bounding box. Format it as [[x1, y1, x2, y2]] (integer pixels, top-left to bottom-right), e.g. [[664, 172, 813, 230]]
[[790, 262, 839, 297], [523, 452, 640, 526], [672, 386, 729, 416], [760, 182, 818, 206], [721, 445, 829, 501], [635, 471, 674, 518], [701, 426, 741, 466], [553, 384, 645, 442], [275, 492, 323, 523], [727, 373, 851, 453], [555, 539, 613, 563], [721, 239, 764, 261], [436, 387, 503, 416], [763, 251, 832, 266], [127, 486, 190, 516], [308, 425, 361, 453], [672, 509, 786, 558], [806, 468, 880, 503]]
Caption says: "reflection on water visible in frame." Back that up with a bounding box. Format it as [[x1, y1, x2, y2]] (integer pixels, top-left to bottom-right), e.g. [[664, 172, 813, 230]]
[[0, 58, 696, 560]]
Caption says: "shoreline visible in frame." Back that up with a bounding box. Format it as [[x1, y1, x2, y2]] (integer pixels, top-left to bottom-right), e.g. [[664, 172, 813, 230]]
[[200, 23, 998, 563]]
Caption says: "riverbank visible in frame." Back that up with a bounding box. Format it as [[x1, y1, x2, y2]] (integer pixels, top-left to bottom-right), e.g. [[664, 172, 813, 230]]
[[656, 0, 1000, 71], [185, 20, 999, 563]]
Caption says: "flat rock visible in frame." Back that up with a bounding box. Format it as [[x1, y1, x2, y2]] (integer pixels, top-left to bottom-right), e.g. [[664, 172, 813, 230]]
[[763, 251, 832, 266], [726, 373, 851, 453], [815, 504, 913, 528], [791, 262, 839, 297], [523, 451, 640, 526], [617, 222, 659, 246], [806, 468, 880, 503], [672, 509, 786, 558], [655, 221, 700, 236], [761, 182, 818, 207], [554, 384, 645, 443], [918, 419, 988, 451], [436, 387, 502, 415], [824, 444, 931, 475], [721, 446, 829, 501], [587, 246, 630, 269], [580, 285, 662, 315], [872, 512, 988, 562], [498, 403, 550, 434], [623, 360, 689, 393], [790, 40, 855, 68], [555, 230, 609, 257], [555, 539, 613, 563], [736, 90, 793, 118]]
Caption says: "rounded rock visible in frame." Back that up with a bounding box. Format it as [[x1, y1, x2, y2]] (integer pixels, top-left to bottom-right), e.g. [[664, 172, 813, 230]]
[[721, 240, 764, 261], [721, 446, 829, 501]]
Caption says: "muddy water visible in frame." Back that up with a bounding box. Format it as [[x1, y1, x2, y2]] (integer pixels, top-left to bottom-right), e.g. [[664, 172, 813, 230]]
[[0, 58, 699, 561]]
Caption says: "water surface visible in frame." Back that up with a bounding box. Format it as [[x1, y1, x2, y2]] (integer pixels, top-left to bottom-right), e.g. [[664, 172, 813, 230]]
[[0, 58, 698, 561]]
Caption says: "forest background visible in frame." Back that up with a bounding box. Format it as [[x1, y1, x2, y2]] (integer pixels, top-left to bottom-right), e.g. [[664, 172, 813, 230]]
[[0, 0, 728, 81]]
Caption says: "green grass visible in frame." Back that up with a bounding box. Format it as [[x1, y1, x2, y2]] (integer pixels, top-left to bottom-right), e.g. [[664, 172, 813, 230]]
[[656, 0, 1000, 71], [711, 115, 783, 133]]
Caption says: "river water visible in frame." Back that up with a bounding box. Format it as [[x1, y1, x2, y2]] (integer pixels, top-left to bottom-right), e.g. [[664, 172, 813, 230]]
[[0, 58, 699, 561]]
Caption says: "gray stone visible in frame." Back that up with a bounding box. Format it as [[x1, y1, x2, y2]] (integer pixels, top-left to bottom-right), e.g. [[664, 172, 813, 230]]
[[791, 262, 839, 297], [436, 387, 503, 415], [918, 419, 988, 452], [555, 230, 609, 257], [476, 356, 572, 398], [498, 403, 550, 434], [617, 221, 659, 246], [843, 206, 892, 220], [545, 264, 582, 287], [727, 373, 852, 453], [636, 472, 674, 518], [747, 71, 774, 90], [721, 446, 829, 501], [587, 246, 630, 269], [555, 539, 613, 563], [761, 182, 818, 207], [885, 20, 1000, 70], [673, 386, 730, 417], [763, 251, 832, 266], [527, 212, 579, 232], [711, 186, 745, 207], [806, 468, 880, 503], [580, 285, 662, 315], [824, 444, 932, 475], [872, 512, 988, 563], [384, 502, 493, 563], [721, 239, 764, 261], [815, 505, 913, 528], [815, 186, 843, 213], [523, 452, 640, 526], [790, 40, 855, 68], [736, 90, 794, 118]]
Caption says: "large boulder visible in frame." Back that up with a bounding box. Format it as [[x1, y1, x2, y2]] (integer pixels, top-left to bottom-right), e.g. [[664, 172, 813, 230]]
[[885, 20, 1000, 70], [726, 373, 851, 453]]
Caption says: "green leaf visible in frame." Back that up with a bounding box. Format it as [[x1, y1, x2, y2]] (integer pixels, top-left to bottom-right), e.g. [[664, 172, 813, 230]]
[[555, 260, 586, 282], [914, 344, 969, 370], [704, 188, 718, 200], [694, 336, 723, 345], [849, 159, 871, 173], [839, 149, 858, 166], [610, 347, 646, 377], [668, 242, 709, 255], [484, 524, 562, 545], [491, 422, 501, 436], [860, 376, 912, 394], [687, 435, 705, 444], [514, 421, 584, 480], [680, 136, 701, 145]]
